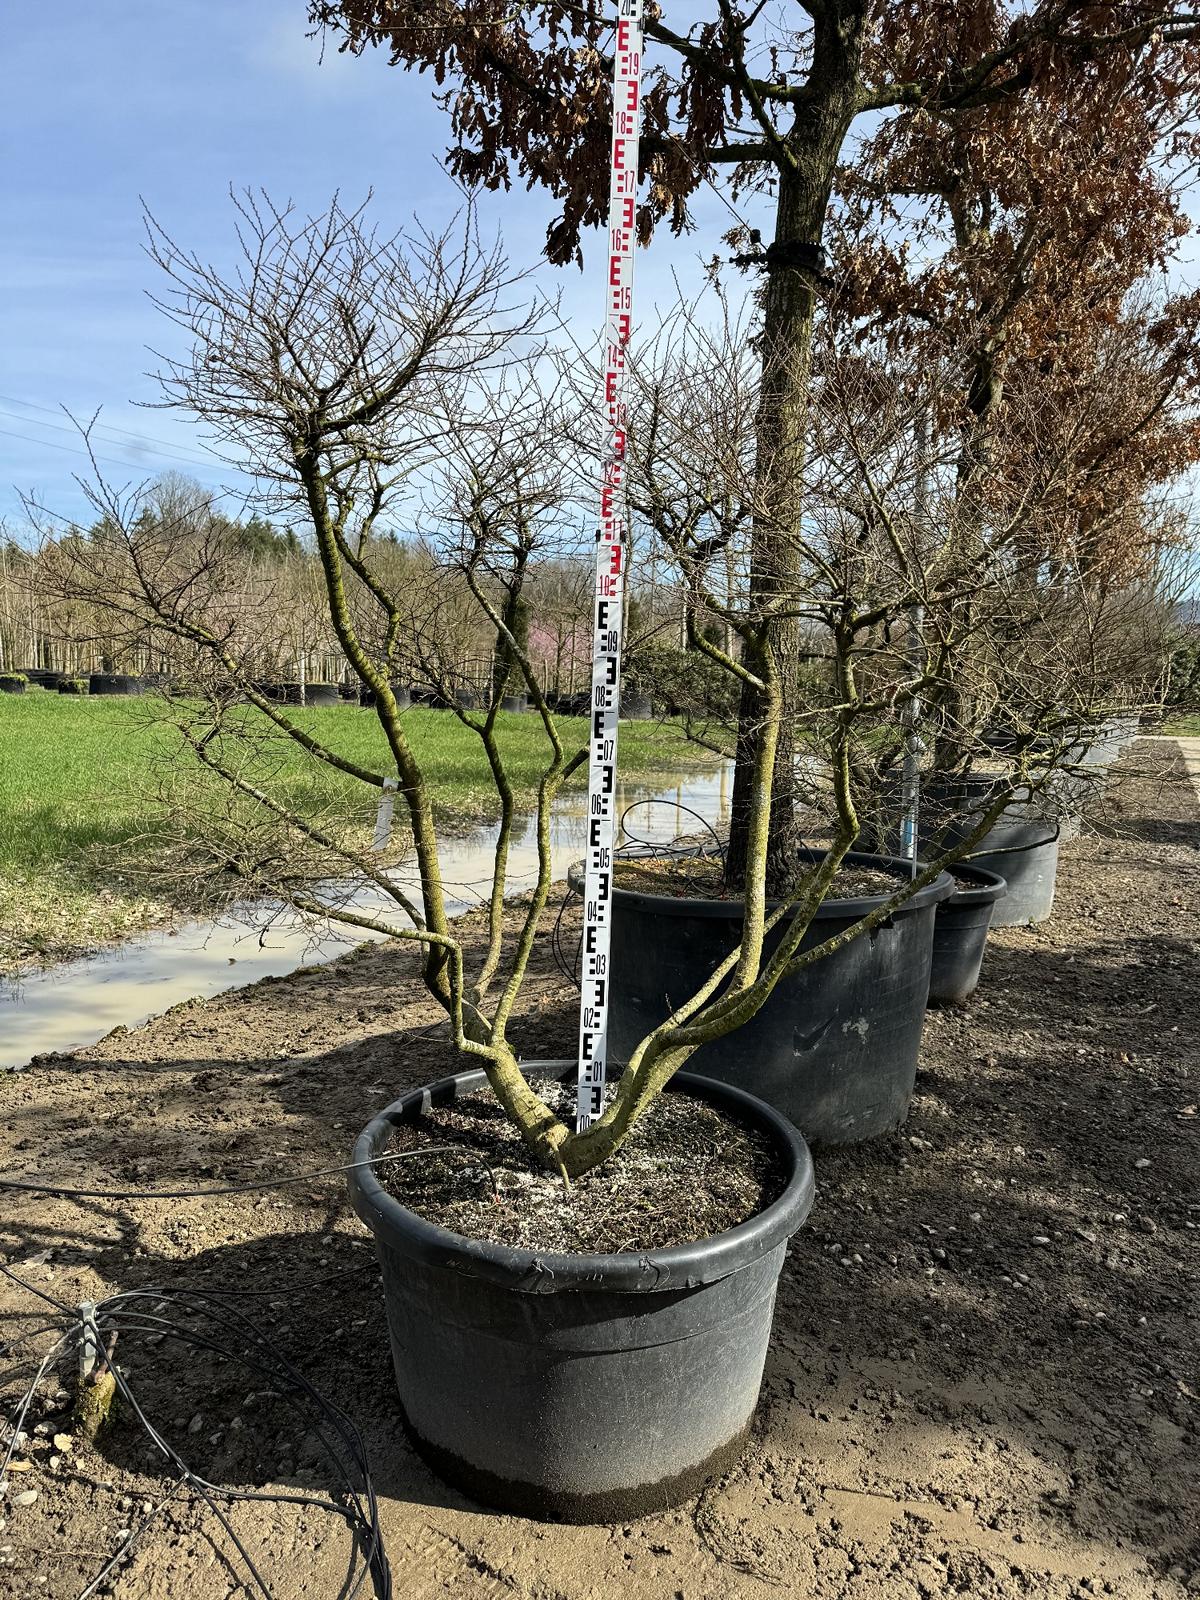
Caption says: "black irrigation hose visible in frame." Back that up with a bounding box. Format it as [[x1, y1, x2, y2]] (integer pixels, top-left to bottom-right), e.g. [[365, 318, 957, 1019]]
[[619, 797, 728, 865], [102, 1300, 386, 1587], [0, 1142, 510, 1597], [550, 878, 583, 992], [551, 797, 731, 993], [0, 1258, 75, 1314], [0, 1265, 394, 1600]]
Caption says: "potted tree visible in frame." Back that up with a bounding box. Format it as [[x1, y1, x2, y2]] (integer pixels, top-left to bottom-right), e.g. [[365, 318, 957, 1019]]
[[43, 194, 1169, 1521], [597, 299, 1180, 1140]]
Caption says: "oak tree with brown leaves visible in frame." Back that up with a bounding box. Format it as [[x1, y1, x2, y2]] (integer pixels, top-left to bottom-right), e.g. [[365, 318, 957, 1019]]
[[309, 0, 1200, 886]]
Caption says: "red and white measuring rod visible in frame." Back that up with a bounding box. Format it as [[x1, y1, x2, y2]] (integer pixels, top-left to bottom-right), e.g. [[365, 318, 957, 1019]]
[[575, 0, 645, 1132]]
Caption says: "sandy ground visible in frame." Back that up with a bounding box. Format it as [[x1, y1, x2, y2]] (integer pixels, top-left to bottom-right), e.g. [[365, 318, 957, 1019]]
[[0, 740, 1197, 1599]]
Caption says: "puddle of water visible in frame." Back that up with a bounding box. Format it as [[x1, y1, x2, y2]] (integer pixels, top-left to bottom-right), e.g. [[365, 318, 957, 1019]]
[[0, 767, 730, 1070]]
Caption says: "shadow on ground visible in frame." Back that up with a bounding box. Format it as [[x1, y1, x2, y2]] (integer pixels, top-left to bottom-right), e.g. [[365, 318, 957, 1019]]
[[1, 743, 1197, 1598]]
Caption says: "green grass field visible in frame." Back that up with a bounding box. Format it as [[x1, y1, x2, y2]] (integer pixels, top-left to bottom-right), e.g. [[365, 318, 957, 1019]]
[[1162, 712, 1200, 737], [0, 689, 713, 971]]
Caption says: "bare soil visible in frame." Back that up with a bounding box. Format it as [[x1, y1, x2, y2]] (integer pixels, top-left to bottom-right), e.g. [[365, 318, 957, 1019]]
[[0, 739, 1197, 1600], [380, 1081, 786, 1253]]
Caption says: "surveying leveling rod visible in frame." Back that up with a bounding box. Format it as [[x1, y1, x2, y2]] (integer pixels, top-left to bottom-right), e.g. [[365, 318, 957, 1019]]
[[574, 0, 646, 1132]]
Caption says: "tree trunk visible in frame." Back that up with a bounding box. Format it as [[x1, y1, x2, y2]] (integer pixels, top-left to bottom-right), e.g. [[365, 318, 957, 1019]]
[[932, 339, 1004, 771], [725, 26, 864, 889]]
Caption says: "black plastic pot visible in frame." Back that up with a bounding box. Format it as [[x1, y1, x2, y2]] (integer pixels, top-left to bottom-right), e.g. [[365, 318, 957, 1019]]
[[0, 676, 26, 694], [88, 673, 143, 696], [501, 693, 528, 714], [922, 775, 1058, 927], [302, 682, 340, 707], [596, 850, 952, 1146], [425, 689, 468, 710], [550, 690, 590, 716], [359, 684, 412, 710], [348, 1065, 815, 1523], [927, 864, 1007, 1007], [24, 669, 66, 690], [57, 680, 87, 695]]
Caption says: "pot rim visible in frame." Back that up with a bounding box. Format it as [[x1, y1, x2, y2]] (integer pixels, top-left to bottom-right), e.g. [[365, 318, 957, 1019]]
[[570, 846, 953, 921], [942, 862, 1008, 906], [348, 1064, 815, 1295]]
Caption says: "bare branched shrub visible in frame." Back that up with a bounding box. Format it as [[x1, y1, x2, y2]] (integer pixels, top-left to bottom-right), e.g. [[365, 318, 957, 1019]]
[[31, 192, 1189, 1181]]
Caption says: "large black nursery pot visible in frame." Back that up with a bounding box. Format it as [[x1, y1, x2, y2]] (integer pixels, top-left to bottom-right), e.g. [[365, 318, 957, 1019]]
[[595, 850, 953, 1146], [359, 683, 412, 710], [927, 864, 1007, 1007], [301, 681, 340, 706], [0, 675, 26, 694], [88, 673, 143, 696], [548, 690, 590, 716], [922, 774, 1058, 927], [978, 724, 1095, 837], [348, 1065, 815, 1523]]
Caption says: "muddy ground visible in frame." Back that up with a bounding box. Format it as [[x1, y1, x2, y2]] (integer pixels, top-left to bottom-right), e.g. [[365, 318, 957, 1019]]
[[1, 740, 1197, 1599]]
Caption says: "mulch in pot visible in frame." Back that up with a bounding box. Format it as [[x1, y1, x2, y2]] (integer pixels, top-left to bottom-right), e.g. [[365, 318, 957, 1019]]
[[613, 853, 906, 901], [379, 1076, 787, 1255]]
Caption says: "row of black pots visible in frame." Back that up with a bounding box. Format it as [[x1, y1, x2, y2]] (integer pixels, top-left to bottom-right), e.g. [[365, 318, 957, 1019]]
[[980, 713, 1143, 839], [252, 684, 614, 714], [3, 671, 187, 696], [591, 848, 1011, 1146], [359, 687, 534, 712], [346, 726, 1151, 1523], [920, 775, 1059, 926], [7, 667, 72, 690], [252, 680, 342, 706], [2, 668, 88, 691]]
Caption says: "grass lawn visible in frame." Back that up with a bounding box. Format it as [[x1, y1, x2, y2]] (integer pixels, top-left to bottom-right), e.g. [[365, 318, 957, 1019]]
[[1162, 712, 1200, 736], [0, 689, 716, 972]]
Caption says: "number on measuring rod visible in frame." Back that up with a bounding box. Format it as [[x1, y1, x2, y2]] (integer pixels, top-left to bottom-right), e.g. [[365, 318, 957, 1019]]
[[574, 0, 645, 1133]]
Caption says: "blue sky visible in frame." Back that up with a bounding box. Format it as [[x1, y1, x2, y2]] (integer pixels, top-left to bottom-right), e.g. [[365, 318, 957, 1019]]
[[1, 1, 764, 532]]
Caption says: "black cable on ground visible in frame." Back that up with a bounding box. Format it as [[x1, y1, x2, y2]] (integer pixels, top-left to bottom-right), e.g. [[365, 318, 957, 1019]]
[[0, 1142, 497, 1597], [0, 1264, 394, 1600], [618, 797, 728, 866], [0, 1144, 464, 1202], [550, 878, 583, 991]]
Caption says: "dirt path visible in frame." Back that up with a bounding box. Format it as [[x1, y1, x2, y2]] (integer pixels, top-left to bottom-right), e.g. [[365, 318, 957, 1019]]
[[1, 741, 1197, 1599]]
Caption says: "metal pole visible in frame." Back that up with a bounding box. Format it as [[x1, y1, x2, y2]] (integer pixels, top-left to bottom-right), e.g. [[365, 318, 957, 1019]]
[[899, 410, 929, 876]]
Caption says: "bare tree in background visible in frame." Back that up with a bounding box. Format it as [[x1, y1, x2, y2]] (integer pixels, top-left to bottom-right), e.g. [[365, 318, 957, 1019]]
[[624, 295, 1187, 854]]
